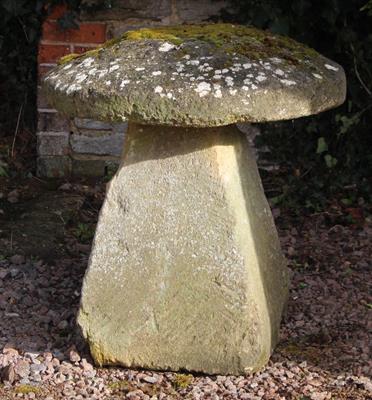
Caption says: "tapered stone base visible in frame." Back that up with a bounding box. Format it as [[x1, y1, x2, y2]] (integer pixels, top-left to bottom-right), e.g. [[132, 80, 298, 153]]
[[77, 123, 289, 375]]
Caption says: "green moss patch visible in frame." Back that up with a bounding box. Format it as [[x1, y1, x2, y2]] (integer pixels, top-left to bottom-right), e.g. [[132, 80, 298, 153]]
[[57, 23, 320, 66], [123, 23, 319, 64]]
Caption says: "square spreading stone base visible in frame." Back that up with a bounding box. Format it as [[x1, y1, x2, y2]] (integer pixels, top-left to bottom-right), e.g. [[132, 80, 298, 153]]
[[78, 123, 289, 375]]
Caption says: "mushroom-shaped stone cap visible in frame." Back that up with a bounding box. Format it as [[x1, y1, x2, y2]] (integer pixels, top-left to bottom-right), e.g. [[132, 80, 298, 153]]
[[43, 23, 346, 127]]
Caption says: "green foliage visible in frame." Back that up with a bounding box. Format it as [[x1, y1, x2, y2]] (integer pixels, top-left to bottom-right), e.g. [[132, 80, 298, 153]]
[[0, 160, 8, 177], [224, 0, 372, 211], [74, 222, 95, 243]]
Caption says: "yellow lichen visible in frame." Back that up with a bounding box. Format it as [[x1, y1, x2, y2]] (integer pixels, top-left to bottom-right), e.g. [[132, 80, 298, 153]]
[[58, 53, 80, 65], [14, 384, 41, 395]]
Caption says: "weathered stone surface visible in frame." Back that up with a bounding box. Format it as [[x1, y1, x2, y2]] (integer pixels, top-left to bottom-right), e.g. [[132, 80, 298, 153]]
[[37, 131, 70, 156], [38, 111, 71, 132], [70, 131, 125, 156], [78, 123, 289, 375], [37, 156, 71, 177], [43, 24, 346, 127], [74, 118, 113, 131]]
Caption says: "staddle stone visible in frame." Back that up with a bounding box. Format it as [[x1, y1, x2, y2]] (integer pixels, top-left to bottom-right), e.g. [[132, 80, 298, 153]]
[[42, 23, 346, 375]]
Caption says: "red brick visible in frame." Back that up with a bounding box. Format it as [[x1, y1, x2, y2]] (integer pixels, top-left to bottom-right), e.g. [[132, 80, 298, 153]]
[[42, 21, 106, 44], [46, 4, 68, 20], [38, 44, 71, 63]]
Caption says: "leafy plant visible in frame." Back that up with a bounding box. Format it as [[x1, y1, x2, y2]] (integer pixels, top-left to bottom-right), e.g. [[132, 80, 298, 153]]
[[0, 160, 8, 176], [74, 222, 95, 243]]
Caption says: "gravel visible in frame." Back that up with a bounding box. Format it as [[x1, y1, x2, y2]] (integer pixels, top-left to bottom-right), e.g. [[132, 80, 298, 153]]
[[0, 187, 370, 399]]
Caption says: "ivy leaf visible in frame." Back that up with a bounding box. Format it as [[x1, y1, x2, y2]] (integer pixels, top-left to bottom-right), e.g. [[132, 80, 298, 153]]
[[324, 154, 338, 168], [316, 137, 328, 154]]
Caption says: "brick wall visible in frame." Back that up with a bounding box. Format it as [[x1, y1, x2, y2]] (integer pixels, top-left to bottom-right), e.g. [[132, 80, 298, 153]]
[[37, 4, 122, 177], [36, 1, 231, 177]]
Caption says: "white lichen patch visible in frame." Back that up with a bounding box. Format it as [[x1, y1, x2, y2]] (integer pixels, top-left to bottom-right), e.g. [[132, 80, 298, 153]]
[[256, 75, 267, 82], [176, 64, 185, 73], [154, 86, 163, 94], [221, 68, 229, 74], [120, 79, 130, 88], [225, 76, 234, 87], [280, 79, 296, 86], [135, 67, 145, 71], [324, 63, 339, 71], [62, 64, 73, 71], [66, 84, 82, 95], [243, 63, 252, 69], [274, 69, 285, 76], [312, 73, 323, 79], [158, 42, 175, 52], [152, 71, 162, 76], [81, 57, 95, 68], [75, 73, 87, 84], [110, 65, 120, 72], [269, 57, 283, 64], [187, 60, 200, 66], [105, 80, 111, 86], [195, 81, 211, 97], [231, 65, 242, 72], [199, 65, 213, 72], [88, 68, 97, 76], [98, 69, 108, 79]]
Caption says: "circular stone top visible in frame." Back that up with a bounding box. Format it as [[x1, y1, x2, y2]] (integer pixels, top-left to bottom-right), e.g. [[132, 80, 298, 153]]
[[43, 23, 346, 127]]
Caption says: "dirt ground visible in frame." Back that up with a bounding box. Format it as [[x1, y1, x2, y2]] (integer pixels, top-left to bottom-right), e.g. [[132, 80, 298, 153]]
[[0, 170, 371, 399]]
